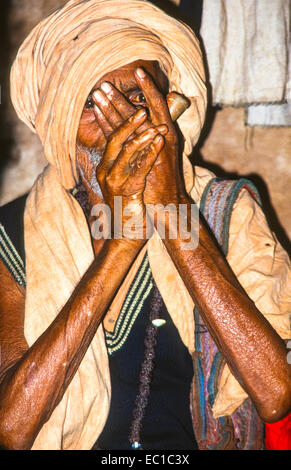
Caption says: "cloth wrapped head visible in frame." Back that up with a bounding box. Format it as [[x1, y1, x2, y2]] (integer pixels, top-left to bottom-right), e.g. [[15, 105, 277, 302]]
[[11, 0, 207, 190], [9, 0, 207, 450]]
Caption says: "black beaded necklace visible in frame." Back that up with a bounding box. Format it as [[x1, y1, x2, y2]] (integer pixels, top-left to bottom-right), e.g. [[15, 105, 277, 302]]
[[129, 282, 164, 450]]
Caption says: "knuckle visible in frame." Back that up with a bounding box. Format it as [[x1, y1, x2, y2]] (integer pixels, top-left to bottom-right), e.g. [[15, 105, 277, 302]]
[[101, 98, 109, 109], [113, 94, 129, 111], [105, 173, 113, 187], [106, 135, 116, 148], [115, 95, 125, 107], [107, 133, 115, 143], [123, 142, 132, 153], [148, 143, 156, 155], [153, 95, 165, 110], [96, 165, 105, 179], [96, 171, 103, 185], [105, 173, 117, 190]]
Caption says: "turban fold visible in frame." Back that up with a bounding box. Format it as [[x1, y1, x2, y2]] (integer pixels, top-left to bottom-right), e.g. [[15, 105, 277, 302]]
[[10, 0, 208, 450]]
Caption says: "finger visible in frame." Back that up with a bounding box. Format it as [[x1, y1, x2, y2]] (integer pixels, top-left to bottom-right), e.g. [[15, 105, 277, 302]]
[[100, 81, 136, 120], [99, 81, 168, 137], [130, 135, 165, 182], [93, 89, 124, 129], [135, 67, 171, 124], [93, 103, 113, 138], [100, 81, 158, 136], [109, 128, 164, 178], [97, 108, 149, 183], [103, 108, 148, 165]]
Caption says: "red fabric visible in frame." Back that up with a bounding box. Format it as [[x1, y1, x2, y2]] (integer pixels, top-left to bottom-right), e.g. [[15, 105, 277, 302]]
[[265, 412, 291, 450]]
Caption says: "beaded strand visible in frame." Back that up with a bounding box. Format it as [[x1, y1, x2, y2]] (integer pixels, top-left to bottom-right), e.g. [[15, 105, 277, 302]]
[[128, 282, 164, 450]]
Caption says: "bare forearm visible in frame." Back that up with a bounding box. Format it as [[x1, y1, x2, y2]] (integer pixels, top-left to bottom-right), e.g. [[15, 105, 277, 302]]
[[163, 204, 291, 422], [0, 238, 142, 449]]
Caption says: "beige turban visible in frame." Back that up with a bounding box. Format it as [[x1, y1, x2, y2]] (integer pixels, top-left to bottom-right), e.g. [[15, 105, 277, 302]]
[[10, 0, 209, 450]]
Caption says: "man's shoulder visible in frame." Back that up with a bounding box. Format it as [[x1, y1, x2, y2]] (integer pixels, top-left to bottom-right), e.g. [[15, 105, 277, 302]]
[[192, 166, 261, 210], [191, 165, 217, 205]]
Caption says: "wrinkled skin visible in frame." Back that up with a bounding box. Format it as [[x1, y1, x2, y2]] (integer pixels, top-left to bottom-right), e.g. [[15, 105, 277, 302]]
[[0, 59, 290, 450]]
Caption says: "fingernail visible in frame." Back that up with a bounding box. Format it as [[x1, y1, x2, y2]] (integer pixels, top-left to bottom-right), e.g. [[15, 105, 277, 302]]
[[154, 134, 163, 143], [135, 108, 147, 119], [156, 125, 168, 134], [93, 90, 104, 102], [136, 67, 146, 78], [101, 82, 112, 94]]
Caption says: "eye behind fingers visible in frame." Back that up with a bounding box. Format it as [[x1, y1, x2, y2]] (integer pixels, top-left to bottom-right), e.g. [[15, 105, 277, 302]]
[[85, 88, 146, 111], [85, 94, 94, 109], [128, 90, 147, 107]]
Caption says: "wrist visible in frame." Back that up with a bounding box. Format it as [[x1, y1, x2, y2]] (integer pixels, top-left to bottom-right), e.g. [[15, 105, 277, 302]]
[[101, 237, 146, 256], [154, 195, 198, 247]]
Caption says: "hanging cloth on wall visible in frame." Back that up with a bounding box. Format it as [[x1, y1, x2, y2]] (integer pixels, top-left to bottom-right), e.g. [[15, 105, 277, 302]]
[[199, 0, 290, 107]]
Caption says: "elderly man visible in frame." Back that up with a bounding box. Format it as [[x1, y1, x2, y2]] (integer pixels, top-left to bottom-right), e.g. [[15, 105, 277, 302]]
[[0, 0, 290, 451]]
